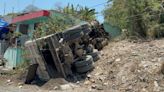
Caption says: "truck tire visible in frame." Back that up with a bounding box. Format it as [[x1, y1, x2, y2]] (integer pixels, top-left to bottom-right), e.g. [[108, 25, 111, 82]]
[[95, 42, 103, 51], [88, 52, 100, 62], [76, 64, 94, 73], [74, 55, 93, 68], [85, 44, 94, 53]]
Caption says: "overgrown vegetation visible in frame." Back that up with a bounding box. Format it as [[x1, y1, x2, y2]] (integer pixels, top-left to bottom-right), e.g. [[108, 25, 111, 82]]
[[33, 15, 77, 38], [62, 4, 97, 22], [33, 4, 97, 38], [104, 0, 164, 39]]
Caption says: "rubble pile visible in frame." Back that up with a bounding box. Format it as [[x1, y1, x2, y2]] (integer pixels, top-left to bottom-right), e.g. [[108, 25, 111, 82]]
[[80, 39, 164, 92]]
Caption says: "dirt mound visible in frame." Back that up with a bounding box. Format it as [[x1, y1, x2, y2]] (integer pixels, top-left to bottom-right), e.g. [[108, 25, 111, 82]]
[[41, 78, 69, 90], [79, 39, 164, 92]]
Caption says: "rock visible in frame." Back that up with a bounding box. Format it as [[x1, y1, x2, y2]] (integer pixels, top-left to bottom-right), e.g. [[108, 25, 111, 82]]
[[87, 74, 92, 78], [18, 82, 24, 86], [88, 88, 93, 92], [95, 72, 103, 76], [91, 84, 103, 90], [153, 81, 160, 92], [158, 57, 164, 62], [91, 85, 96, 89], [84, 80, 92, 85], [60, 83, 73, 90], [7, 79, 11, 83], [89, 79, 95, 83], [76, 81, 80, 84], [98, 76, 105, 82], [97, 85, 103, 90], [115, 58, 121, 62], [103, 82, 108, 86], [53, 86, 59, 90], [142, 88, 148, 92], [18, 85, 23, 89], [107, 60, 114, 64], [131, 52, 138, 56]]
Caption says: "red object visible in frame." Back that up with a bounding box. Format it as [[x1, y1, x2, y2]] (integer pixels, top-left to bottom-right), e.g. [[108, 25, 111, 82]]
[[12, 10, 50, 23]]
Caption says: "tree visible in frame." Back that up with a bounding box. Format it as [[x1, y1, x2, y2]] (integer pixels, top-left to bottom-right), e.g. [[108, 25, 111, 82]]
[[62, 4, 97, 22], [104, 0, 164, 38], [33, 14, 76, 38], [33, 4, 97, 38], [22, 5, 40, 13]]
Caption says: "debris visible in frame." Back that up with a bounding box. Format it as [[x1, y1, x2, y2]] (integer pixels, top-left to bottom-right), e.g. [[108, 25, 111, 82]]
[[141, 88, 148, 92], [103, 82, 108, 86], [53, 86, 59, 90], [60, 83, 77, 90], [115, 58, 121, 62], [91, 84, 103, 90], [60, 84, 72, 90], [96, 85, 103, 90], [18, 85, 23, 89], [7, 79, 11, 83], [18, 82, 24, 86], [89, 79, 95, 83], [87, 74, 92, 78], [76, 81, 80, 84], [91, 85, 96, 89], [84, 80, 92, 85], [153, 81, 160, 92], [107, 60, 114, 64]]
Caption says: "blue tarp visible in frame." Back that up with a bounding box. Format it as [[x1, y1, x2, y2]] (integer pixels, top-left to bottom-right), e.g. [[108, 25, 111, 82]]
[[0, 18, 8, 29], [0, 19, 9, 39]]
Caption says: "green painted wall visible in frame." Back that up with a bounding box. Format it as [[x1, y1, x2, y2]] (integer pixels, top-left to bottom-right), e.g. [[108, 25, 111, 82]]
[[103, 22, 122, 38], [4, 47, 23, 69], [16, 17, 49, 39]]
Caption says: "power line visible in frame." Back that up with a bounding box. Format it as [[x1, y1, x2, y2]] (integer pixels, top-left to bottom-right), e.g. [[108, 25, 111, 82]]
[[89, 1, 109, 8], [125, 12, 164, 23]]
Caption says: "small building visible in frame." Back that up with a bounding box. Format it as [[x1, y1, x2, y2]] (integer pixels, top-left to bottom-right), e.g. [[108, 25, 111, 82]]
[[4, 10, 81, 69]]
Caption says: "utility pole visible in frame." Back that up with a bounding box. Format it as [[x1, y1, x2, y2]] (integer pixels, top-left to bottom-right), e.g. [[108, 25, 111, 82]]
[[32, 0, 36, 5], [32, 0, 36, 11], [12, 7, 15, 19], [17, 0, 20, 12]]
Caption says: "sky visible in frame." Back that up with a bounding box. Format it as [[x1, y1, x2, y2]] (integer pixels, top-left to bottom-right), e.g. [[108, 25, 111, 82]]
[[0, 0, 108, 22]]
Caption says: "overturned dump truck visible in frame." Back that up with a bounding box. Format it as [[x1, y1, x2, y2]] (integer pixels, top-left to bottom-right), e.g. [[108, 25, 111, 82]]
[[24, 22, 109, 83]]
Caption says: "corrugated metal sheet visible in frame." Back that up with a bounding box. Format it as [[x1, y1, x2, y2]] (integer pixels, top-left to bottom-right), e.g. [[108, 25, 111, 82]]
[[4, 47, 24, 69], [0, 41, 9, 56]]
